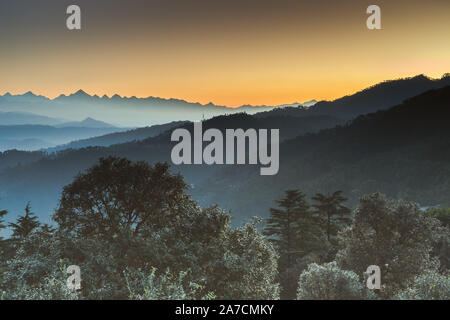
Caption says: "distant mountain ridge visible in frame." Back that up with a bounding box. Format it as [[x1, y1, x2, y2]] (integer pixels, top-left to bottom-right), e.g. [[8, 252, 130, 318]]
[[0, 112, 344, 224], [1, 79, 450, 225], [0, 125, 123, 152], [0, 90, 281, 127], [55, 117, 117, 129], [47, 121, 188, 152], [0, 111, 64, 126], [2, 74, 448, 126], [256, 74, 450, 119]]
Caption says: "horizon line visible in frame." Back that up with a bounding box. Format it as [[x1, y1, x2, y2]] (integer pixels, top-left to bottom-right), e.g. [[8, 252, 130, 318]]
[[1, 73, 448, 109]]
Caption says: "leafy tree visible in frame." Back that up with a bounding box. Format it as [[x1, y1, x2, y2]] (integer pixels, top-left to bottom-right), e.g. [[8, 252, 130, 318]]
[[297, 261, 376, 300], [54, 157, 190, 239], [212, 218, 280, 299], [312, 191, 351, 243], [336, 193, 446, 298], [424, 208, 450, 271], [426, 207, 450, 228], [394, 270, 450, 300], [8, 202, 40, 240], [125, 268, 213, 300], [33, 158, 279, 300]]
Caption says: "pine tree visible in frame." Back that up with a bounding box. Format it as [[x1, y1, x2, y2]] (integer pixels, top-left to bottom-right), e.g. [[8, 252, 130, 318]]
[[312, 190, 351, 243], [264, 190, 320, 269], [9, 202, 40, 240]]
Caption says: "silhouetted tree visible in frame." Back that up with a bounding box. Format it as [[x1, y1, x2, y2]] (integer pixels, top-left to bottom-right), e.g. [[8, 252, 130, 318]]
[[53, 157, 190, 239], [264, 190, 323, 298], [312, 191, 351, 242], [9, 202, 40, 240], [265, 191, 309, 266]]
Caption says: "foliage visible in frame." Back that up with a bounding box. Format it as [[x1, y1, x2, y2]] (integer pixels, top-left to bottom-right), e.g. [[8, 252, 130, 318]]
[[394, 270, 450, 300], [264, 190, 324, 298], [336, 193, 447, 298], [54, 157, 189, 238], [1, 157, 448, 300], [125, 268, 214, 300], [8, 203, 40, 240], [297, 261, 376, 300], [1, 158, 279, 300]]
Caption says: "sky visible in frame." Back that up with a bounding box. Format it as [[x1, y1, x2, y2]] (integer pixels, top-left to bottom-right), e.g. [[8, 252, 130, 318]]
[[0, 0, 449, 107]]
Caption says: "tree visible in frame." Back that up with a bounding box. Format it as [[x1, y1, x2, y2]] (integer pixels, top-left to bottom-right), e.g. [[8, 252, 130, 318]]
[[212, 218, 279, 299], [45, 158, 279, 299], [336, 193, 446, 298], [54, 157, 190, 239], [265, 190, 320, 268], [0, 205, 7, 246], [8, 202, 40, 240], [394, 270, 450, 300], [297, 262, 376, 300], [264, 190, 323, 298], [312, 191, 351, 243]]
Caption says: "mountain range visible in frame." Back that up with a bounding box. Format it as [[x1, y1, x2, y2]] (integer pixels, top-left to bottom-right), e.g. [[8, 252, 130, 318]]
[[0, 74, 449, 226], [256, 74, 450, 119], [0, 90, 282, 127]]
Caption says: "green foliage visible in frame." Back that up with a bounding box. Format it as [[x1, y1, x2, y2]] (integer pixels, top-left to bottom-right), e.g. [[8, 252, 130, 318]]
[[336, 193, 446, 298], [54, 157, 189, 238], [1, 157, 448, 300], [394, 270, 450, 300], [212, 218, 280, 299], [1, 158, 279, 300], [264, 190, 324, 299], [8, 203, 40, 240], [125, 268, 214, 300], [425, 209, 450, 270], [426, 207, 450, 228], [264, 190, 323, 267], [297, 261, 376, 300]]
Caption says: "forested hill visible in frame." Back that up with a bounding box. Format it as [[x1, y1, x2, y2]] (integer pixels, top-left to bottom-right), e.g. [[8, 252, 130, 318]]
[[256, 74, 450, 119], [46, 121, 189, 152], [193, 85, 450, 222], [1, 86, 449, 225], [0, 113, 342, 224]]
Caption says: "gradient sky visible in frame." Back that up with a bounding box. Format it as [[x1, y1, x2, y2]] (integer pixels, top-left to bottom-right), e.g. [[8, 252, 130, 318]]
[[0, 0, 449, 106]]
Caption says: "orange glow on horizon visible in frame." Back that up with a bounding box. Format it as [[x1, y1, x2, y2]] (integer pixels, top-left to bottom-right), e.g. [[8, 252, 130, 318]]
[[0, 0, 449, 107]]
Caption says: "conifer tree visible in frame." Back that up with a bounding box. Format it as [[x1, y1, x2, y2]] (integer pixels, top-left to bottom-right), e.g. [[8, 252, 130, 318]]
[[312, 191, 351, 242], [9, 202, 40, 240], [264, 190, 321, 269]]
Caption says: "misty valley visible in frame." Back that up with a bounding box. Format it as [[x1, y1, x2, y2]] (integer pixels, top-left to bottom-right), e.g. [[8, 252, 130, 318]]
[[0, 74, 449, 301]]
